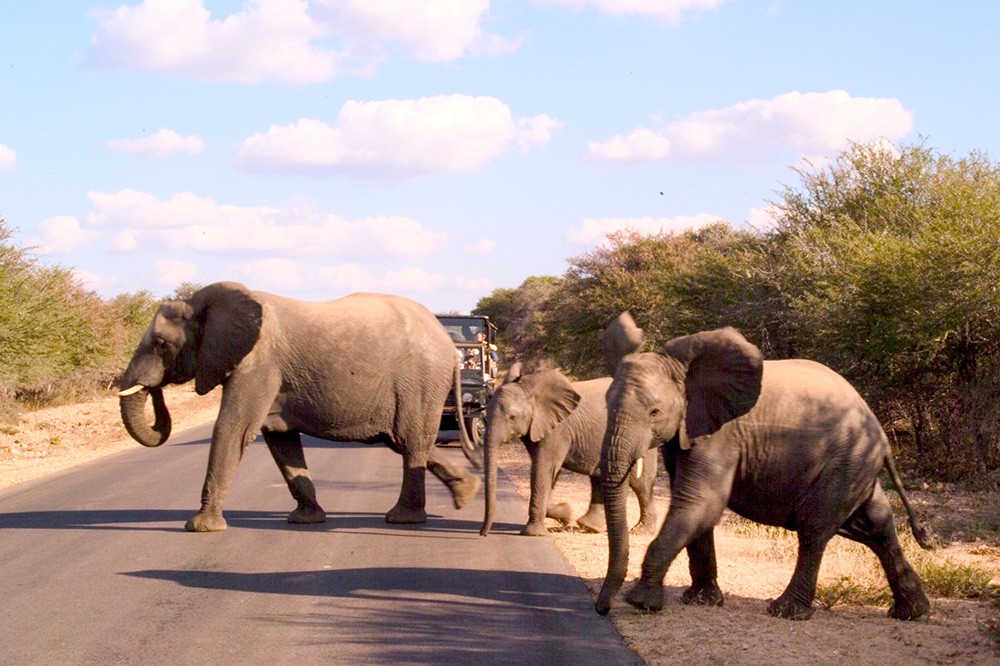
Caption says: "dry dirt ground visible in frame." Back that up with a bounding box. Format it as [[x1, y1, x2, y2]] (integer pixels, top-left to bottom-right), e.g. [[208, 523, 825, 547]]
[[3, 390, 1000, 665]]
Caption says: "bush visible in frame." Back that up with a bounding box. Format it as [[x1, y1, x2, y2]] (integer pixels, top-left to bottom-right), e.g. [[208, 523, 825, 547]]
[[0, 219, 158, 419]]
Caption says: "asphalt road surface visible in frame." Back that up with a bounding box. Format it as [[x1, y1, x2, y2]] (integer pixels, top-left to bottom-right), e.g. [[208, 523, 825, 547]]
[[0, 422, 641, 665]]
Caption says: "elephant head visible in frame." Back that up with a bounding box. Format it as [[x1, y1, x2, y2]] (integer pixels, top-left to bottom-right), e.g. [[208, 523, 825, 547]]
[[118, 282, 263, 448], [480, 363, 581, 536], [594, 319, 763, 614]]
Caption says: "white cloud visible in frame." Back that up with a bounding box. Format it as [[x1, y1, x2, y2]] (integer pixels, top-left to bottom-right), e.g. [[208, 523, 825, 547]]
[[73, 269, 119, 293], [317, 263, 378, 292], [88, 0, 340, 84], [152, 259, 198, 286], [228, 260, 452, 295], [531, 0, 724, 25], [87, 189, 452, 258], [34, 216, 94, 254], [463, 238, 497, 255], [566, 213, 720, 246], [229, 258, 308, 292], [382, 266, 447, 291], [313, 0, 521, 61], [746, 205, 781, 231], [0, 143, 15, 170], [237, 94, 557, 178], [586, 90, 913, 164], [517, 115, 564, 151], [455, 276, 493, 292], [106, 128, 204, 159], [87, 0, 517, 84]]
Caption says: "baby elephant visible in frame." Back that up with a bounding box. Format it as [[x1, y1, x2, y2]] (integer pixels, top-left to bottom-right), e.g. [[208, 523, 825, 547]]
[[481, 364, 659, 536]]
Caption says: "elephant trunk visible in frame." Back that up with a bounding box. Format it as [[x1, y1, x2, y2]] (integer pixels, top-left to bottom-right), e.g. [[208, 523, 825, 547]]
[[595, 413, 645, 615], [480, 421, 500, 536], [119, 387, 172, 447]]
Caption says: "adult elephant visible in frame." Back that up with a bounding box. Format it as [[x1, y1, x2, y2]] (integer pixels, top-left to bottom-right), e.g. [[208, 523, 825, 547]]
[[118, 282, 481, 532], [480, 364, 659, 537], [594, 312, 932, 621]]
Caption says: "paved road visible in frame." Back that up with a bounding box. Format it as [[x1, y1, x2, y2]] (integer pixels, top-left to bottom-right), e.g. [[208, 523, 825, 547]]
[[0, 422, 641, 665]]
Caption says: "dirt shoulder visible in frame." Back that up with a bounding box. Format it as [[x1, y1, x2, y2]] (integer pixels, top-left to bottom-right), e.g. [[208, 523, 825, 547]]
[[0, 385, 220, 490], [3, 392, 999, 664]]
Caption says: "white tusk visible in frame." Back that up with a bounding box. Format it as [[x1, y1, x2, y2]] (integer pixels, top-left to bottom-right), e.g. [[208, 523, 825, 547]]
[[117, 384, 145, 397], [634, 457, 643, 480]]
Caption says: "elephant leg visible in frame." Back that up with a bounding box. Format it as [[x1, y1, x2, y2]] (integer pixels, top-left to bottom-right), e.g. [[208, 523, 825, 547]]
[[427, 447, 481, 510], [523, 443, 560, 536], [766, 530, 832, 620], [576, 475, 606, 533], [839, 485, 930, 621], [628, 451, 659, 535], [386, 446, 429, 524], [262, 428, 325, 524], [186, 415, 257, 532], [681, 528, 724, 607], [626, 497, 727, 613]]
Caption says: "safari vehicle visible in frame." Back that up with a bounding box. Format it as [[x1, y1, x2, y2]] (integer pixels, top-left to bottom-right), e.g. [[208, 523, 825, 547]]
[[437, 315, 499, 446]]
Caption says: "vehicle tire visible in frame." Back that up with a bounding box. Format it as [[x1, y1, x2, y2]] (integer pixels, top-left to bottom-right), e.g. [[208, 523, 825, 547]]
[[465, 416, 486, 448]]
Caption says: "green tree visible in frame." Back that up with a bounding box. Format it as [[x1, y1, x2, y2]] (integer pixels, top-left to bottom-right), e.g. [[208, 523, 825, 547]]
[[474, 276, 561, 372], [767, 142, 1000, 480]]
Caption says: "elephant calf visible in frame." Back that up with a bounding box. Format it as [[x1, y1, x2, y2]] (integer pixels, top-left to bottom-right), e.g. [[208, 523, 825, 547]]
[[595, 313, 932, 622], [481, 364, 659, 537]]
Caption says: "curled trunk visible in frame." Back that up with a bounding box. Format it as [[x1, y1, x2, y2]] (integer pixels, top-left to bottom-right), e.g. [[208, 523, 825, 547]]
[[119, 387, 172, 447]]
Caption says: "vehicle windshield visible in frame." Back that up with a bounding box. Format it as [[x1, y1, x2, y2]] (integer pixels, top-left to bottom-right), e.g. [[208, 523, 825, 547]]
[[438, 317, 487, 344]]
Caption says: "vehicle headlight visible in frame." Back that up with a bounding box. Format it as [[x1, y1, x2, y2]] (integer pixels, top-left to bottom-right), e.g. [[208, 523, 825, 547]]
[[462, 392, 475, 404]]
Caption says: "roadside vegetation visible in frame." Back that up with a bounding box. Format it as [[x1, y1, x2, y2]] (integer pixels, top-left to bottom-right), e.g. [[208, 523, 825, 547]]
[[0, 221, 203, 421], [476, 141, 1000, 487]]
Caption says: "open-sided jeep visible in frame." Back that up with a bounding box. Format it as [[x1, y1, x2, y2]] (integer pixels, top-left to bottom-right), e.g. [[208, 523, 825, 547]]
[[437, 315, 498, 446]]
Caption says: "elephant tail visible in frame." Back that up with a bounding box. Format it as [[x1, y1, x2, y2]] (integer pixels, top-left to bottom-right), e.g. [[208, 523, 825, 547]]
[[453, 362, 483, 470], [884, 452, 934, 550]]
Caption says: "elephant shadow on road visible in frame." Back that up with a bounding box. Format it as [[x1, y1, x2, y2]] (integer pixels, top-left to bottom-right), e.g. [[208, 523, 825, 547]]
[[0, 508, 517, 535], [122, 565, 640, 664]]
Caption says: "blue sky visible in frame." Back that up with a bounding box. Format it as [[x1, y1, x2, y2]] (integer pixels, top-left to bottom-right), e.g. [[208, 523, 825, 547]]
[[1, 1, 998, 314]]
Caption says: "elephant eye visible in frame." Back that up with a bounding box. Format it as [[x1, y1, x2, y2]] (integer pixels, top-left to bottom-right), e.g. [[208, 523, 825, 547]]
[[649, 407, 662, 419]]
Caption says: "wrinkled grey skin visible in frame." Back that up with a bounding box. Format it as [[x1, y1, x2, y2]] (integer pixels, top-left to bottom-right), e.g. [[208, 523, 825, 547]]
[[119, 282, 480, 532], [480, 364, 659, 537], [594, 312, 931, 622]]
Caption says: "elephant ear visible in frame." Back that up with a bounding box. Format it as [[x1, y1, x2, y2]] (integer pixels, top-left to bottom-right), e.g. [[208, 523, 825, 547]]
[[662, 327, 763, 445], [189, 282, 263, 395], [518, 370, 582, 442], [503, 362, 523, 385], [600, 311, 644, 375]]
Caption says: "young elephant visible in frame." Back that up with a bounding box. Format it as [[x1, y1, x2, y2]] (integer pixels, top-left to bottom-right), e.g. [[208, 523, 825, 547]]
[[480, 364, 659, 537], [594, 313, 932, 621], [118, 281, 481, 532]]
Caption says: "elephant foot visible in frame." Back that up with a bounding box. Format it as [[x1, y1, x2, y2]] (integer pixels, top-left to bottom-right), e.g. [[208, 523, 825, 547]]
[[576, 505, 607, 533], [681, 581, 724, 607], [625, 579, 665, 613], [185, 511, 227, 532], [520, 521, 550, 536], [450, 475, 481, 510], [288, 502, 327, 524], [766, 596, 814, 621], [888, 591, 931, 621], [630, 516, 659, 536], [385, 503, 427, 524], [547, 502, 575, 526]]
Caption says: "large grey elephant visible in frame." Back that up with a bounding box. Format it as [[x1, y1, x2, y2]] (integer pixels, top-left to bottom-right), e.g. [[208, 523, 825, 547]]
[[480, 364, 659, 537], [594, 312, 932, 621], [118, 281, 481, 532]]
